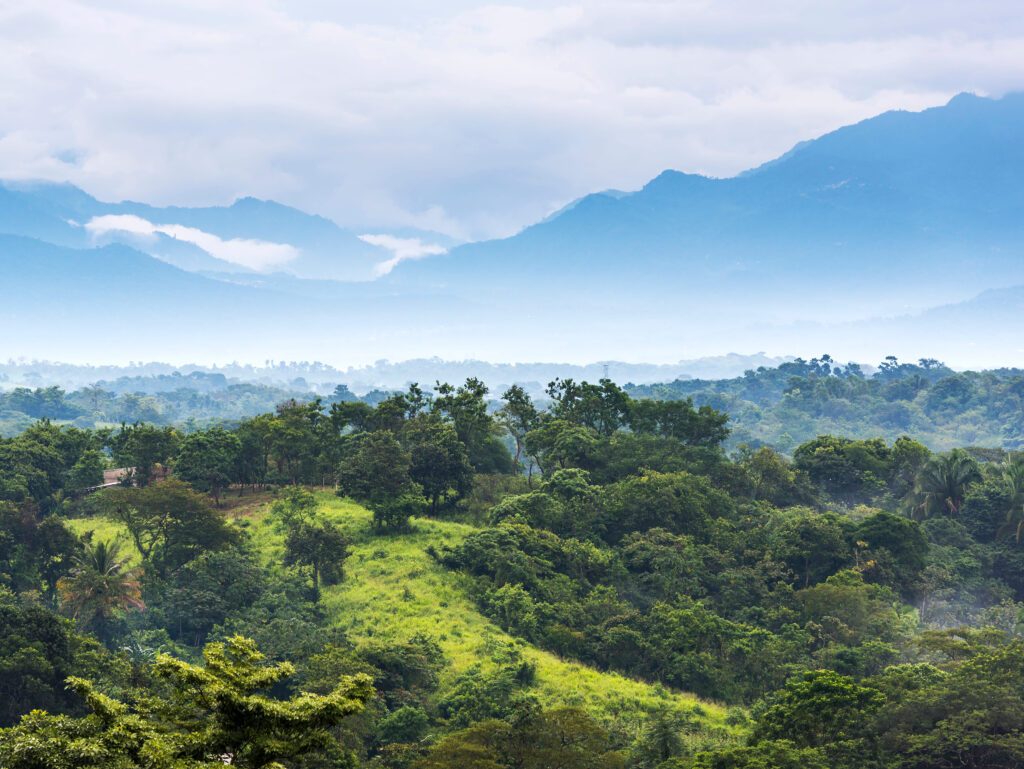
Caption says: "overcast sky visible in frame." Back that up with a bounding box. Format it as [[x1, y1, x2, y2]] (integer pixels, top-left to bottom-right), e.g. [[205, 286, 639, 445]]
[[1, 1, 1022, 240]]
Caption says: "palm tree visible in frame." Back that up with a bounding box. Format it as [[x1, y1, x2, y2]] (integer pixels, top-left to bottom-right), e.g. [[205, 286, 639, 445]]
[[997, 459, 1024, 542], [58, 539, 144, 641], [910, 448, 982, 519]]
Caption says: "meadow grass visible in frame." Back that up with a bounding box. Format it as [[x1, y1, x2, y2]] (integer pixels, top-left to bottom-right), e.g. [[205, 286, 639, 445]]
[[261, 494, 730, 735], [69, 490, 739, 743]]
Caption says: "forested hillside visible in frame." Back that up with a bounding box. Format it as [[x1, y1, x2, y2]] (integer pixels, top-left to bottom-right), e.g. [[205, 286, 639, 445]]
[[3, 376, 1024, 767], [4, 355, 1022, 453], [628, 355, 1024, 451]]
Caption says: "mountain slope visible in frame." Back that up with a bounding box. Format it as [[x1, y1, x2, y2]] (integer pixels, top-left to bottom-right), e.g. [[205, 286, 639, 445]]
[[2, 93, 1023, 365], [386, 92, 1024, 325], [254, 495, 733, 740], [0, 181, 388, 280], [67, 495, 734, 746]]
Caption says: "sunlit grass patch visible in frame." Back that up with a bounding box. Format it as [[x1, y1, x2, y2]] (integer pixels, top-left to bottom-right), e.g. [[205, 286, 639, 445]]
[[249, 493, 734, 736], [69, 488, 740, 744]]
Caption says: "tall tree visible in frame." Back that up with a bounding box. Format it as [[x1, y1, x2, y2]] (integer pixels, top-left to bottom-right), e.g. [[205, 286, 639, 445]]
[[0, 635, 374, 769], [283, 520, 351, 596], [433, 378, 495, 466], [0, 599, 82, 728], [406, 415, 474, 515], [910, 448, 982, 518], [57, 539, 143, 642], [337, 431, 421, 531], [998, 458, 1024, 542], [174, 427, 241, 506], [97, 479, 239, 577], [498, 385, 539, 476]]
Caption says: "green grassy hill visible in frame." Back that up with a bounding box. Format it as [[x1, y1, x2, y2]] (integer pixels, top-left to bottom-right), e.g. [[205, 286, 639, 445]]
[[69, 491, 737, 747]]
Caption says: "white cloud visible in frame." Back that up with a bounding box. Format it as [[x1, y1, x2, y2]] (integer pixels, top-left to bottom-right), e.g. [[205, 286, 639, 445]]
[[0, 2, 1022, 239], [359, 233, 447, 275], [84, 214, 299, 270]]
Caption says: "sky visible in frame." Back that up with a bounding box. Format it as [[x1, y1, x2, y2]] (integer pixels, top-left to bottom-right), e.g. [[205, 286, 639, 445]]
[[1, 1, 1023, 241]]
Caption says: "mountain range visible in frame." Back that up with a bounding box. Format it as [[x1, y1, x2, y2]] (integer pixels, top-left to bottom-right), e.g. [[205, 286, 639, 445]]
[[1, 92, 1022, 368]]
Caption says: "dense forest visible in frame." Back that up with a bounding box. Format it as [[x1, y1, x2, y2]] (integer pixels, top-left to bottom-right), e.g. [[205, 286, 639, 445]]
[[3, 355, 1023, 452], [3, 374, 1024, 767], [627, 355, 1024, 451]]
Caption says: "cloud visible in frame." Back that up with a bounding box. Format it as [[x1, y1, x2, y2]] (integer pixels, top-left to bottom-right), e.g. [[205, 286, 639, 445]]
[[359, 233, 447, 275], [0, 2, 1022, 239], [84, 214, 299, 270]]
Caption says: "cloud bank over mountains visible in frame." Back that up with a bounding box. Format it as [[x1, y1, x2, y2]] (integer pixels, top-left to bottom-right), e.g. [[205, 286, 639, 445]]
[[1, 1, 1022, 239], [1, 92, 1023, 370], [84, 214, 299, 271], [358, 234, 448, 276]]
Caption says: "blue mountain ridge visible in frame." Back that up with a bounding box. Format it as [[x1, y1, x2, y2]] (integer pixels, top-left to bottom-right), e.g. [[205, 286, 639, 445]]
[[1, 91, 1023, 366], [0, 233, 479, 363], [384, 92, 1024, 324], [0, 181, 389, 280]]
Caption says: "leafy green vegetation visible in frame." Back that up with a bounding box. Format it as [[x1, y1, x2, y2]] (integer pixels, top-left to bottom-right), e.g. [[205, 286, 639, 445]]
[[627, 355, 1024, 451], [4, 370, 1024, 767]]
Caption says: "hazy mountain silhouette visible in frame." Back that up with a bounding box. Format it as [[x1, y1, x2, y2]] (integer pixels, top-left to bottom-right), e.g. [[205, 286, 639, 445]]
[[386, 92, 1024, 323], [1, 92, 1023, 366], [0, 181, 388, 280]]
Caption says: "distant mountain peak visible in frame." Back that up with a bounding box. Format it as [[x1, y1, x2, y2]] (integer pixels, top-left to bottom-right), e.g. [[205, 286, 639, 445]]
[[945, 90, 984, 106]]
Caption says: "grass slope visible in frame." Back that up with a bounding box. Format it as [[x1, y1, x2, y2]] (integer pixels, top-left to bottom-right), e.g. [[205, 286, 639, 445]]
[[251, 494, 731, 740], [70, 490, 736, 746]]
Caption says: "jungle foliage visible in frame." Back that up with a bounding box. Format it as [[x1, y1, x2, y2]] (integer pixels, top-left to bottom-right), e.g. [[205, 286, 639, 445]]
[[2, 371, 1024, 767]]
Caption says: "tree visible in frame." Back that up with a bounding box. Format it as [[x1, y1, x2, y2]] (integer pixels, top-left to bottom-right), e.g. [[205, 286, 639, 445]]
[[413, 707, 621, 769], [0, 635, 374, 769], [57, 539, 143, 642], [752, 670, 884, 748], [524, 419, 598, 477], [0, 430, 64, 503], [104, 423, 180, 486], [235, 415, 276, 490], [738, 445, 816, 507], [269, 400, 321, 485], [770, 508, 851, 588], [65, 449, 105, 493], [628, 397, 730, 447], [620, 529, 704, 606], [870, 640, 1024, 769], [337, 431, 421, 532], [998, 458, 1024, 542], [547, 378, 631, 437], [267, 485, 319, 532], [0, 504, 81, 601], [433, 378, 498, 468], [628, 707, 694, 768], [601, 470, 732, 544], [498, 386, 539, 476], [283, 521, 351, 595], [691, 740, 828, 769], [96, 479, 240, 576], [793, 435, 891, 504], [163, 547, 265, 646], [377, 705, 429, 746], [502, 707, 623, 769], [174, 427, 241, 507], [910, 448, 982, 518], [328, 400, 373, 434], [852, 512, 928, 593], [406, 415, 473, 515], [888, 436, 931, 499], [0, 598, 81, 727]]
